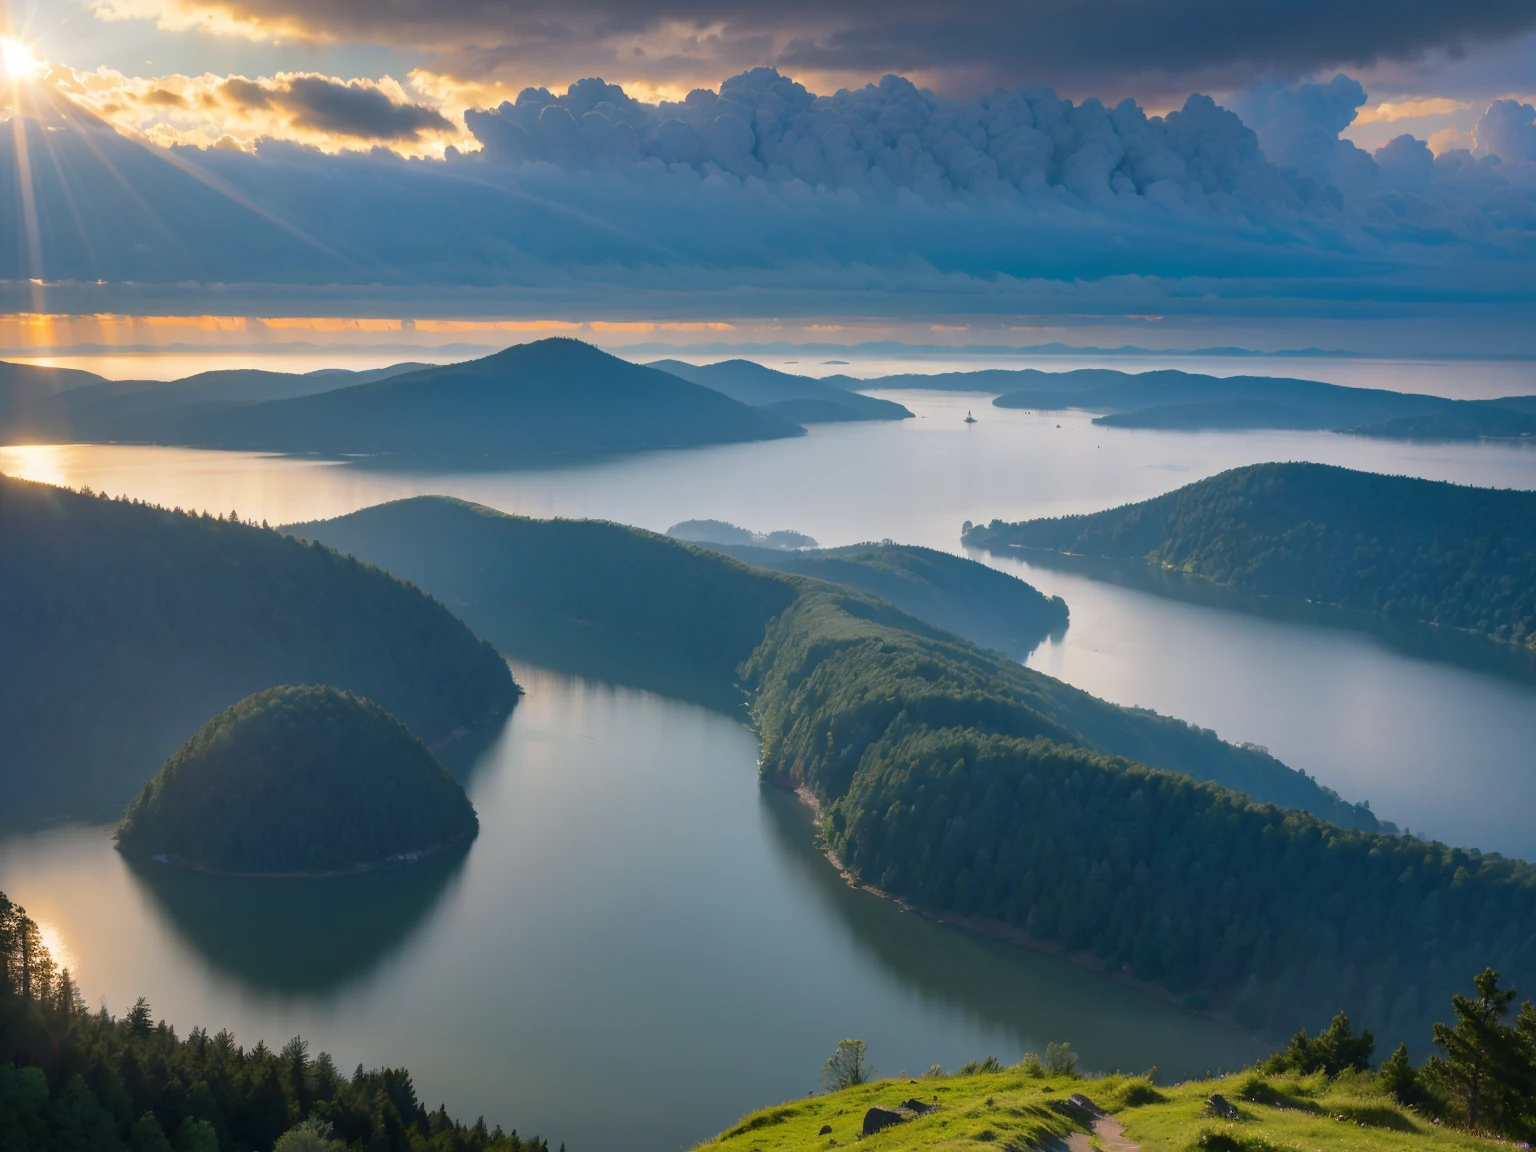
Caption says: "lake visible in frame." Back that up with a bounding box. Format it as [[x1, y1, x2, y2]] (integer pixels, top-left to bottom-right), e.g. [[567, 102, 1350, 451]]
[[3, 376, 1536, 1149]]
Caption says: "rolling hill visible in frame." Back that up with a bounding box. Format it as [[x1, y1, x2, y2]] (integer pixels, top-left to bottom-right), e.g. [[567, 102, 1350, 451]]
[[963, 462, 1536, 648], [0, 361, 430, 444]]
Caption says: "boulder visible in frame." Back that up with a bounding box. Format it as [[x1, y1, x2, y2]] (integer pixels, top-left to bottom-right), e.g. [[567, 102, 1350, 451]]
[[901, 1098, 934, 1114], [1204, 1093, 1241, 1120], [862, 1107, 905, 1136], [819, 1125, 832, 1135]]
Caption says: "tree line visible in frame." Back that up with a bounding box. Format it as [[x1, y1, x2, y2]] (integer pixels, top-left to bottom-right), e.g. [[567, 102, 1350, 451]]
[[963, 462, 1536, 649], [1, 892, 549, 1151], [745, 587, 1536, 1046], [1, 476, 518, 825]]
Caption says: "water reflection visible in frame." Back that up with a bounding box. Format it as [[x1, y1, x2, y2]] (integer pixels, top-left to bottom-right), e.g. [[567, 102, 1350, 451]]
[[987, 547, 1536, 690], [754, 784, 1264, 1076], [124, 845, 473, 994]]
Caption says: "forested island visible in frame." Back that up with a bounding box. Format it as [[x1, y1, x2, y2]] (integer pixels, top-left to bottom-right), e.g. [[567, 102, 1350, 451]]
[[666, 519, 820, 550], [0, 891, 548, 1151], [0, 474, 519, 825], [687, 536, 1070, 659], [983, 367, 1536, 439], [276, 496, 1536, 1046], [116, 686, 479, 876], [963, 463, 1536, 650]]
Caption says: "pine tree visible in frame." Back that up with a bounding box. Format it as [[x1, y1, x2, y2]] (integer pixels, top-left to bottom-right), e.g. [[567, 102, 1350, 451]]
[[1379, 1043, 1421, 1106], [1425, 968, 1518, 1131]]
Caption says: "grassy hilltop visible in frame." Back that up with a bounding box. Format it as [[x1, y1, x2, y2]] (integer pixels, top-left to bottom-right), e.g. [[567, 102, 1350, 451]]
[[705, 1065, 1504, 1152]]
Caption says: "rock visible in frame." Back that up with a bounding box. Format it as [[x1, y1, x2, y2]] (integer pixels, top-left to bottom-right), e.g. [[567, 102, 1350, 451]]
[[819, 1125, 832, 1135], [1204, 1094, 1241, 1120], [1067, 1094, 1101, 1115], [862, 1107, 905, 1136], [901, 1098, 933, 1114]]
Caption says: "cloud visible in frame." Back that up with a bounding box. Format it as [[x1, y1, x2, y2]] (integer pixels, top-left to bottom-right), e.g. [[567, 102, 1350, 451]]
[[1473, 99, 1536, 162], [88, 0, 1536, 99], [274, 77, 454, 140], [45, 65, 469, 155], [1355, 97, 1474, 125], [1, 65, 1533, 350]]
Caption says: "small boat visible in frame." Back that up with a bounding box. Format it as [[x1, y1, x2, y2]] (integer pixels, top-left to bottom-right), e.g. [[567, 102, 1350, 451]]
[[964, 410, 977, 424]]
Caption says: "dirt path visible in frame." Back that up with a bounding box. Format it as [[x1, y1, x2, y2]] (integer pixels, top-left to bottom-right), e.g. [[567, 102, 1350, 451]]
[[1060, 1116, 1140, 1152]]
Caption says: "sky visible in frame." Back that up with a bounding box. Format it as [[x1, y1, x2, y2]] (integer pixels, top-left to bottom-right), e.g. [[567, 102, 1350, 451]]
[[0, 0, 1534, 354]]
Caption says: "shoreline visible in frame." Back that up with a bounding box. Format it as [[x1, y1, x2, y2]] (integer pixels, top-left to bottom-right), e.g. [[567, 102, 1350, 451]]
[[770, 776, 1260, 1046], [117, 832, 474, 880]]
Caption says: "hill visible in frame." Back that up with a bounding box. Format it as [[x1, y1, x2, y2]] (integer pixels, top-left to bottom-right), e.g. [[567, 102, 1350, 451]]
[[158, 339, 801, 462], [0, 360, 110, 427], [710, 1054, 1519, 1150], [0, 362, 431, 444], [700, 539, 1069, 659], [287, 497, 1384, 831], [116, 685, 478, 875], [284, 494, 1536, 1044], [650, 359, 913, 423], [0, 474, 519, 824], [963, 463, 1536, 649]]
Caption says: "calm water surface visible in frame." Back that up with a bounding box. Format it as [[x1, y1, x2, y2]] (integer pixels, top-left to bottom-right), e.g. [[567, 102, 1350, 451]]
[[4, 378, 1536, 1149], [0, 665, 1261, 1151]]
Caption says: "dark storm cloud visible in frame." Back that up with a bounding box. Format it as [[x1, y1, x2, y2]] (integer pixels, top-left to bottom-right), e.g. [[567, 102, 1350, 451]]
[[153, 0, 1536, 91], [271, 78, 454, 141]]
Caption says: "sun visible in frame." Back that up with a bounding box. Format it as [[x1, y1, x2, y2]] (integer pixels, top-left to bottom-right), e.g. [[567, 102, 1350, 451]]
[[1, 37, 43, 81]]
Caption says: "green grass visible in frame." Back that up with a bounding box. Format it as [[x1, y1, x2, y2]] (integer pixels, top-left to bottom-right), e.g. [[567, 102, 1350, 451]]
[[701, 1067, 1508, 1152]]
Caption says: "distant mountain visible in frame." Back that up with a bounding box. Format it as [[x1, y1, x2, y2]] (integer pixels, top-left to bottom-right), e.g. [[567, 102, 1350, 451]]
[[667, 519, 818, 550], [820, 367, 1115, 393], [164, 339, 802, 462], [976, 366, 1536, 439], [703, 540, 1069, 659], [965, 462, 1536, 649], [0, 360, 110, 427], [0, 361, 429, 444], [650, 359, 912, 423], [0, 474, 518, 824]]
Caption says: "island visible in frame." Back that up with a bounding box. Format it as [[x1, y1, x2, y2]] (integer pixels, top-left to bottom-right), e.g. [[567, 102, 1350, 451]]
[[116, 685, 479, 876], [962, 462, 1536, 650], [1, 473, 518, 826], [666, 518, 820, 549]]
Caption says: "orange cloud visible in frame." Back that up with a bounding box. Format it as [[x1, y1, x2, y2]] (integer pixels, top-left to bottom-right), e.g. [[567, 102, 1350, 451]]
[[41, 64, 474, 158]]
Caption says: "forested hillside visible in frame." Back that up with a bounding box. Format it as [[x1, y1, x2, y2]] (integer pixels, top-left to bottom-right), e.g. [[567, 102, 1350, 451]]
[[117, 686, 479, 875], [701, 539, 1069, 659], [963, 463, 1536, 649], [285, 494, 1536, 1044], [0, 891, 547, 1151], [290, 497, 1382, 829], [0, 475, 518, 824]]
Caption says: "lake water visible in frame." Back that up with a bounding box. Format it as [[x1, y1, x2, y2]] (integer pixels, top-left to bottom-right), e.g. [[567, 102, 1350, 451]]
[[3, 378, 1536, 1149]]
